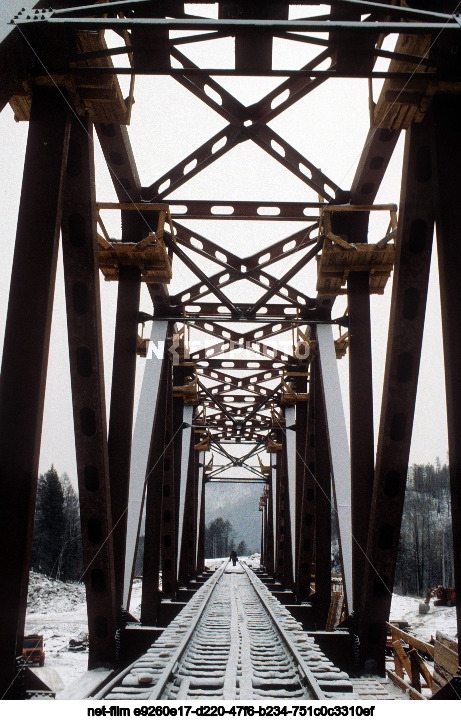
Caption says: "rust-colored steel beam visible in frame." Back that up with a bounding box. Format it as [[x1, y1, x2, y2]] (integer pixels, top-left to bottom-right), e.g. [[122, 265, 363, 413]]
[[0, 86, 70, 698], [95, 123, 141, 203], [198, 366, 281, 388], [187, 448, 200, 578], [294, 380, 308, 594], [170, 241, 314, 309], [358, 110, 435, 672], [313, 352, 332, 628], [174, 223, 317, 277], [280, 444, 293, 589], [178, 434, 197, 585], [158, 44, 339, 200], [108, 264, 141, 617], [168, 199, 323, 222], [168, 43, 329, 124], [62, 113, 118, 669], [146, 126, 243, 201], [191, 339, 295, 365], [351, 127, 401, 204], [160, 353, 177, 599], [433, 93, 461, 659], [197, 479, 206, 574], [274, 431, 285, 582], [348, 270, 374, 613], [0, 1, 41, 114], [163, 232, 240, 316], [295, 373, 316, 602]]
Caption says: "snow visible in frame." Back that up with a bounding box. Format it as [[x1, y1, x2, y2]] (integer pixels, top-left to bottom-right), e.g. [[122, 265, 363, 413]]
[[24, 565, 457, 699], [25, 575, 145, 694], [25, 572, 89, 692], [390, 592, 457, 643]]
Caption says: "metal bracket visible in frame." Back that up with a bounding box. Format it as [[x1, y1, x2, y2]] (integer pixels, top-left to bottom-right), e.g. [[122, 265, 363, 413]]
[[11, 8, 54, 24]]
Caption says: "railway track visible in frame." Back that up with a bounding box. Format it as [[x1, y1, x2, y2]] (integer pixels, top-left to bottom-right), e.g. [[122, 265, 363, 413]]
[[96, 563, 354, 701]]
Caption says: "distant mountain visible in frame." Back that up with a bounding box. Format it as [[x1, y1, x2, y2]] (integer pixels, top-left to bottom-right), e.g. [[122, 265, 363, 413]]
[[205, 482, 262, 554]]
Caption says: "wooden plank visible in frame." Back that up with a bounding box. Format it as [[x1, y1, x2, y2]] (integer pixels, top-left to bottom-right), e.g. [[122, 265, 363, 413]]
[[386, 622, 435, 658], [326, 591, 344, 631], [387, 670, 426, 700], [434, 640, 458, 676], [373, 34, 434, 130], [393, 639, 412, 679], [436, 629, 458, 652], [408, 648, 433, 691]]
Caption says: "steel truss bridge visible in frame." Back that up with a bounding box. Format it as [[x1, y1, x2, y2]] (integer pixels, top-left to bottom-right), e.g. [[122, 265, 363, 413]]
[[0, 0, 460, 701]]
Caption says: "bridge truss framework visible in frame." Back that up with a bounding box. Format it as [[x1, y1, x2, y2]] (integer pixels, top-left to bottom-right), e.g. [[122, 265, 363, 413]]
[[0, 0, 461, 699]]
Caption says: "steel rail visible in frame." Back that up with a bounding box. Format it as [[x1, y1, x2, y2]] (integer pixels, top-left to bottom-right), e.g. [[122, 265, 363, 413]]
[[240, 563, 326, 700], [95, 563, 353, 701], [94, 562, 229, 700], [146, 563, 229, 700], [152, 562, 328, 700]]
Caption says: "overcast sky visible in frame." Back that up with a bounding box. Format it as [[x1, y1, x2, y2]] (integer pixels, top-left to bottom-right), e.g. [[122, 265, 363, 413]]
[[0, 4, 450, 487]]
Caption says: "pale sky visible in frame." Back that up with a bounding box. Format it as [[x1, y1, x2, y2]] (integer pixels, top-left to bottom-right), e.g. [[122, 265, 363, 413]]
[[0, 5, 449, 487]]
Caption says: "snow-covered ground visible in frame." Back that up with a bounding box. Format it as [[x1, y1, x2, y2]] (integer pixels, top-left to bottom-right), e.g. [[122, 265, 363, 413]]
[[390, 592, 457, 644], [25, 572, 91, 692], [24, 563, 457, 697]]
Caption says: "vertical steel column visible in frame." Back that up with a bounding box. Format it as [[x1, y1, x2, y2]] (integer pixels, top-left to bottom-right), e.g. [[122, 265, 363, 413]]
[[124, 320, 168, 608], [295, 382, 308, 583], [274, 435, 285, 581], [270, 451, 277, 574], [285, 405, 297, 582], [347, 270, 374, 613], [177, 421, 196, 585], [432, 94, 461, 657], [313, 355, 331, 629], [281, 443, 294, 588], [197, 480, 206, 574], [141, 353, 168, 625], [176, 405, 194, 583], [108, 265, 141, 617], [61, 113, 117, 668], [161, 350, 177, 598], [265, 474, 275, 577], [186, 448, 199, 578], [0, 87, 70, 697], [196, 451, 206, 572], [317, 324, 353, 613], [260, 507, 265, 566], [358, 111, 435, 672], [263, 495, 269, 569], [295, 376, 316, 601]]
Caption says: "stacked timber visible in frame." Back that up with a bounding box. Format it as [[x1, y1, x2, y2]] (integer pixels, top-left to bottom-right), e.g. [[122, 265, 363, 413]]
[[10, 30, 130, 124]]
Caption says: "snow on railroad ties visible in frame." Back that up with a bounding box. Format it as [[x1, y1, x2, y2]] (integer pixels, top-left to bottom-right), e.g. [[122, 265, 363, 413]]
[[24, 564, 456, 697]]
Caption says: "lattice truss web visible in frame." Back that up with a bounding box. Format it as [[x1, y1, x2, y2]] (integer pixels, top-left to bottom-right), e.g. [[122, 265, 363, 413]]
[[10, 0, 433, 478], [70, 0, 406, 479]]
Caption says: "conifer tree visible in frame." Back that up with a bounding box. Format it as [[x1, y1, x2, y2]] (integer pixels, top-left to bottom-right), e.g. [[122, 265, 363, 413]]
[[30, 466, 83, 581]]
